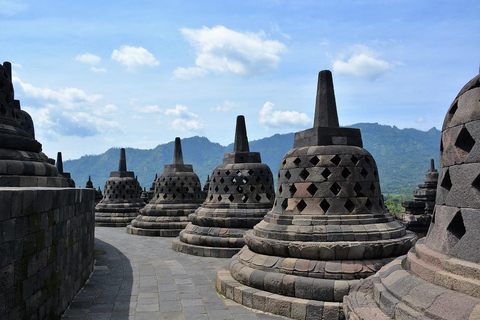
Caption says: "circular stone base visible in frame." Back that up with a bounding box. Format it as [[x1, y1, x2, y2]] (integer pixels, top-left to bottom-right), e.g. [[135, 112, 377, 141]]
[[126, 225, 182, 237], [172, 238, 240, 258], [95, 221, 131, 227], [217, 269, 343, 319]]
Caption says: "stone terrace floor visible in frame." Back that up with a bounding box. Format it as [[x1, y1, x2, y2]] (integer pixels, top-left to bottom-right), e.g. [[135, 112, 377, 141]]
[[62, 227, 287, 320]]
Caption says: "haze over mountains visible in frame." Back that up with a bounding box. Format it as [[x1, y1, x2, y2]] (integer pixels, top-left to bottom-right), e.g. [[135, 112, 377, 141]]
[[64, 123, 441, 195]]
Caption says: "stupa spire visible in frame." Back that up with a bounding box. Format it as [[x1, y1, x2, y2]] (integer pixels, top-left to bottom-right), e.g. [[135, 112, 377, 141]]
[[118, 148, 127, 172], [173, 137, 184, 165], [56, 152, 64, 174], [430, 158, 436, 171], [234, 115, 250, 152], [314, 70, 339, 128]]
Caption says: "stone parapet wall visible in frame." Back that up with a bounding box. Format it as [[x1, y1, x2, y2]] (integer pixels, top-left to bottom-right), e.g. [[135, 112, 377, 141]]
[[0, 187, 95, 319]]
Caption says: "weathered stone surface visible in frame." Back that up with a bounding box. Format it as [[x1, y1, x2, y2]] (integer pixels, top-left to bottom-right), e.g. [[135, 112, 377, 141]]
[[345, 73, 480, 319], [173, 116, 275, 257], [218, 70, 416, 319]]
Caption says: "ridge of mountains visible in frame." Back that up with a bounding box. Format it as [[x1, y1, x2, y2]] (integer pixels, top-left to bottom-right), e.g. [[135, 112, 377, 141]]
[[64, 123, 441, 195]]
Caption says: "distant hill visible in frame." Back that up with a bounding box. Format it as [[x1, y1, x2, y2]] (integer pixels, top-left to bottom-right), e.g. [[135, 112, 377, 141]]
[[64, 123, 441, 195]]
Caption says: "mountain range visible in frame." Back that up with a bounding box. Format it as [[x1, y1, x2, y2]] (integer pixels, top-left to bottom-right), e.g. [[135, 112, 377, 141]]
[[64, 123, 441, 195]]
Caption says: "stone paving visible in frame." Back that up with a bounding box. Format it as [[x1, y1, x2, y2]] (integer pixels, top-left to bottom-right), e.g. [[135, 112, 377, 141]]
[[61, 227, 287, 320]]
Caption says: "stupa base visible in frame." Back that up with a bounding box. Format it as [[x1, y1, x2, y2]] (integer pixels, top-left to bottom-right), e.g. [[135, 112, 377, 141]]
[[172, 238, 240, 258], [126, 225, 183, 237], [95, 214, 137, 227], [217, 269, 344, 319]]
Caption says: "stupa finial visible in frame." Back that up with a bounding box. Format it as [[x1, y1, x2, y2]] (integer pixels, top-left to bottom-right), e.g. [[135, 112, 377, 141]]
[[118, 148, 127, 172], [173, 137, 184, 165], [430, 158, 435, 171], [56, 152, 64, 174], [234, 115, 250, 152], [314, 70, 339, 128]]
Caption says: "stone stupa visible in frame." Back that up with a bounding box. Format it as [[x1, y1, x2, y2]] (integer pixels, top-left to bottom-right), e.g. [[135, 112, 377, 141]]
[[217, 71, 417, 319], [397, 159, 438, 236], [127, 137, 204, 236], [95, 148, 145, 227], [172, 116, 275, 257], [56, 152, 75, 187], [0, 61, 65, 187], [344, 73, 480, 319]]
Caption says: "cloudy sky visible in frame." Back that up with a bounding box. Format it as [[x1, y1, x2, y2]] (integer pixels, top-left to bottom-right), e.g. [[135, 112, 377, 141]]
[[1, 0, 479, 160]]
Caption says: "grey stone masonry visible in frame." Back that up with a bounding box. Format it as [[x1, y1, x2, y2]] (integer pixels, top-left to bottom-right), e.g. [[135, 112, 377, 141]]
[[219, 71, 416, 319], [0, 187, 95, 320], [95, 148, 145, 227], [127, 137, 204, 237], [173, 116, 275, 258], [344, 73, 480, 319], [0, 62, 66, 187]]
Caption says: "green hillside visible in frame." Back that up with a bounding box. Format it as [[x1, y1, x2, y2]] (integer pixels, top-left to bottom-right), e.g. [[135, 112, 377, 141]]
[[64, 123, 441, 195]]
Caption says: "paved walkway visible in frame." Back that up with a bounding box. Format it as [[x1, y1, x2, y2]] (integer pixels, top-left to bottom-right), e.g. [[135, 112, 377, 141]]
[[62, 227, 287, 320]]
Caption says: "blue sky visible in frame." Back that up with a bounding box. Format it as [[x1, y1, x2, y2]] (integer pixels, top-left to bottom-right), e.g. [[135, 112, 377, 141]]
[[1, 0, 479, 160]]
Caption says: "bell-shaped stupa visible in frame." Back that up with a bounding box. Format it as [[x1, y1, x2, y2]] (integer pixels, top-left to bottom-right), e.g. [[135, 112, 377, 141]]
[[127, 137, 204, 236], [398, 159, 438, 236], [95, 148, 145, 227], [172, 116, 275, 257], [345, 73, 480, 319], [0, 62, 65, 187], [217, 71, 417, 319]]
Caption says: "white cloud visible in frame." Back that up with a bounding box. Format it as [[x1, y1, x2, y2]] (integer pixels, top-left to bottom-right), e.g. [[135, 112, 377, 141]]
[[90, 67, 106, 73], [0, 0, 28, 16], [111, 45, 159, 72], [211, 100, 236, 112], [135, 105, 161, 113], [259, 101, 311, 131], [75, 53, 101, 65], [13, 76, 122, 138], [177, 25, 286, 78], [415, 117, 426, 124], [332, 45, 396, 80], [173, 67, 208, 80], [164, 104, 203, 133]]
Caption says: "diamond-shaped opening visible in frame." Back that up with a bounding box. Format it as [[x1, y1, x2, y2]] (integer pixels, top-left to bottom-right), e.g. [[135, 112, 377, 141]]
[[446, 101, 458, 123], [163, 194, 168, 199], [455, 126, 475, 154], [223, 186, 229, 192], [351, 155, 359, 165], [365, 198, 373, 211], [432, 208, 436, 224], [354, 182, 364, 196], [214, 186, 219, 192], [242, 195, 249, 203], [307, 183, 318, 196], [260, 185, 265, 191], [320, 199, 330, 213], [370, 183, 376, 193], [237, 170, 242, 177], [266, 193, 272, 200], [281, 199, 288, 210], [440, 139, 444, 153], [289, 184, 297, 196], [180, 181, 185, 186], [172, 194, 176, 199], [285, 170, 291, 180], [299, 169, 310, 181], [360, 168, 368, 179], [225, 170, 230, 176], [228, 194, 235, 202], [330, 182, 341, 196], [341, 168, 351, 179], [297, 199, 307, 212], [236, 186, 243, 193], [247, 169, 254, 176], [217, 171, 221, 175], [282, 159, 287, 167], [441, 169, 452, 191], [473, 174, 480, 191], [250, 186, 256, 192], [220, 177, 225, 183], [279, 185, 283, 194], [217, 195, 222, 201], [212, 178, 216, 183], [242, 177, 249, 184], [310, 156, 320, 166], [321, 168, 331, 180], [231, 177, 237, 184], [331, 155, 341, 166], [344, 199, 355, 212], [293, 157, 301, 166], [447, 210, 466, 240], [209, 195, 213, 201], [255, 194, 262, 202], [256, 176, 261, 183]]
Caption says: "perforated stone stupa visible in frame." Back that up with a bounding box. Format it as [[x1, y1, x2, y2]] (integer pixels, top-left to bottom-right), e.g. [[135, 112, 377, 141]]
[[0, 61, 66, 187], [397, 159, 438, 236], [217, 71, 417, 319], [127, 137, 204, 236], [172, 116, 275, 257], [95, 148, 145, 227], [344, 73, 480, 320]]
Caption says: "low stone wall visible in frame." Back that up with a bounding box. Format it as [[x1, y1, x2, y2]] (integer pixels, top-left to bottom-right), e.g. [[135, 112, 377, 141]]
[[0, 187, 95, 319]]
